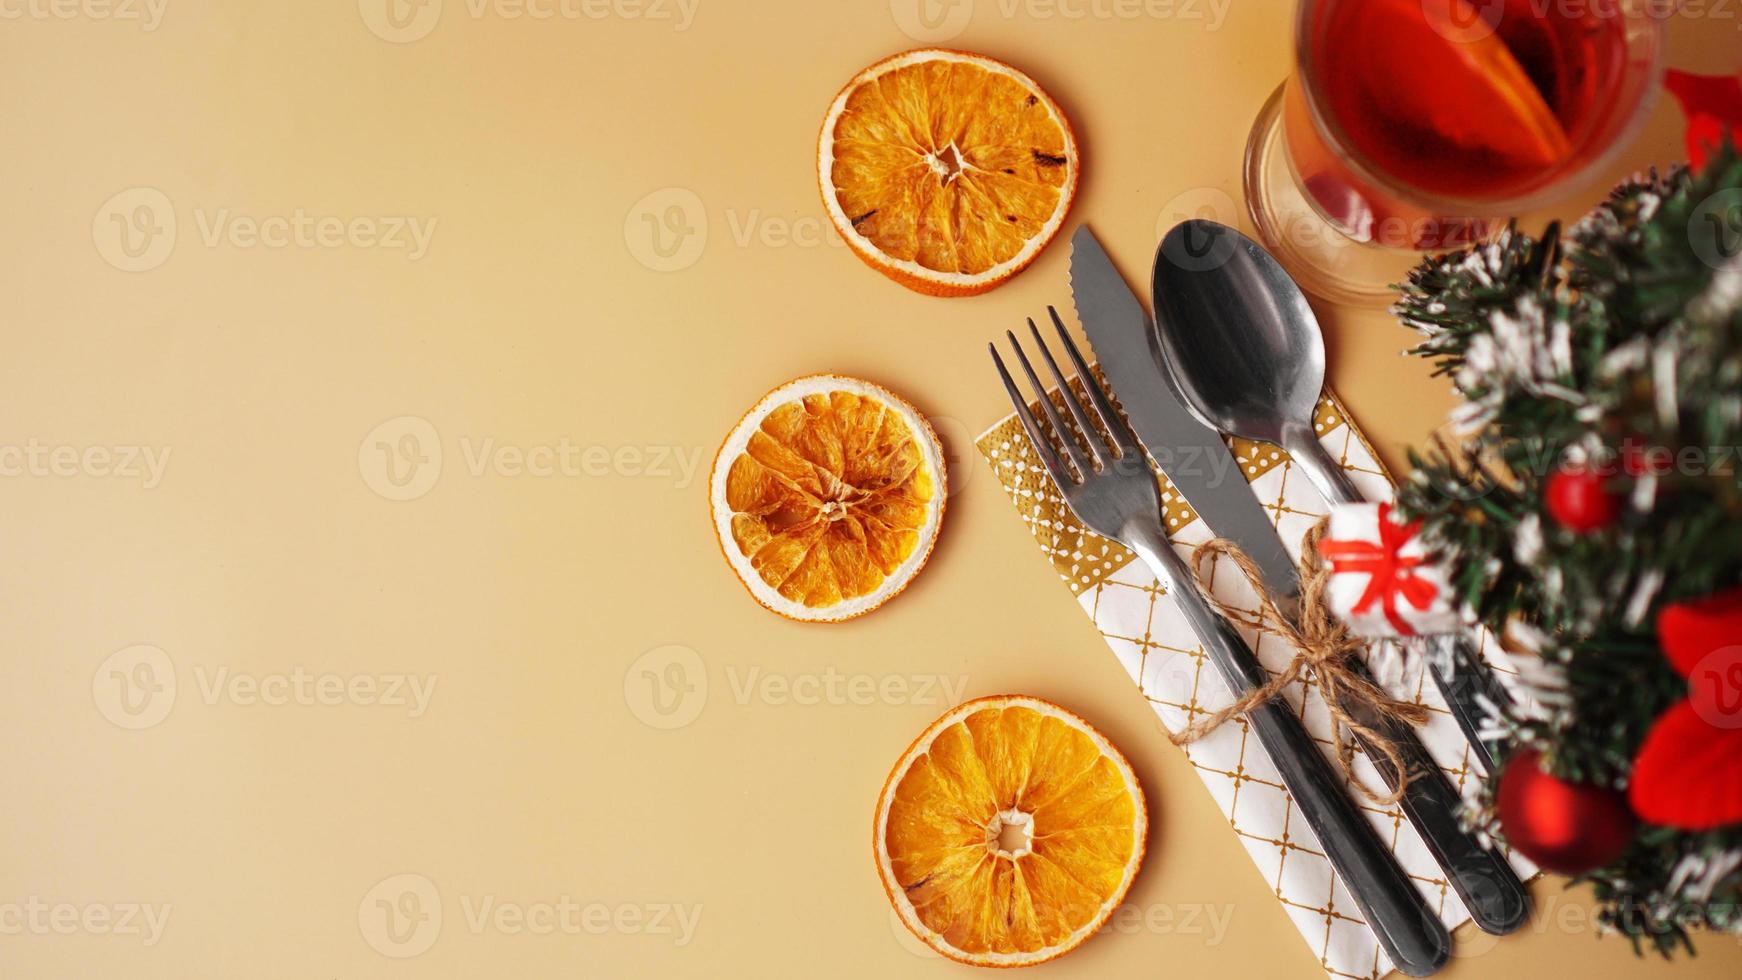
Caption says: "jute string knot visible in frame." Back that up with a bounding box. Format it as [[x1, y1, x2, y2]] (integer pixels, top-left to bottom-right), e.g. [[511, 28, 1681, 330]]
[[1166, 517, 1429, 805]]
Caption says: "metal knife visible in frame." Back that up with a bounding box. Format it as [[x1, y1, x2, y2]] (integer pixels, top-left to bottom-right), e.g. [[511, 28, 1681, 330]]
[[1068, 226, 1447, 973], [1069, 224, 1529, 938], [1066, 226, 1295, 580]]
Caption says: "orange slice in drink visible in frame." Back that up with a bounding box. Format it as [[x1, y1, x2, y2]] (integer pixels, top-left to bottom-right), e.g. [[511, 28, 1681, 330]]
[[874, 695, 1148, 966], [818, 49, 1079, 297], [1366, 0, 1572, 170], [709, 375, 945, 623]]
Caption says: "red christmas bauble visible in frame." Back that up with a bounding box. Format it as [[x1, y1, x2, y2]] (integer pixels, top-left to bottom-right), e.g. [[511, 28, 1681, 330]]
[[1544, 466, 1620, 533], [1496, 749, 1636, 875]]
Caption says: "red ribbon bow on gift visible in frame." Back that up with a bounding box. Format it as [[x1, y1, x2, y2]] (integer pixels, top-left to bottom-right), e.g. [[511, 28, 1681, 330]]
[[1317, 503, 1437, 636]]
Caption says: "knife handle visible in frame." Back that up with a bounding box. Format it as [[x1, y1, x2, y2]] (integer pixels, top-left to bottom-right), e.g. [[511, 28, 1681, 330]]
[[1124, 522, 1450, 977], [1345, 670, 1531, 936]]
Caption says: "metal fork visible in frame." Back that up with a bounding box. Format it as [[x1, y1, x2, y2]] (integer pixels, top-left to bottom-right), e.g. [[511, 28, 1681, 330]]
[[991, 310, 1451, 978]]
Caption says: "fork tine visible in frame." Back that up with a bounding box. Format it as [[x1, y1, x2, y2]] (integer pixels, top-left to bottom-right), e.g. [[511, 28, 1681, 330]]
[[1026, 317, 1108, 464], [1047, 305, 1145, 459], [989, 343, 1077, 487], [1005, 330, 1097, 475]]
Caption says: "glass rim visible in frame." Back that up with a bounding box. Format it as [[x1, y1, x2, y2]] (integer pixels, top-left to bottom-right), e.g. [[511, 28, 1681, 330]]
[[1291, 0, 1667, 216]]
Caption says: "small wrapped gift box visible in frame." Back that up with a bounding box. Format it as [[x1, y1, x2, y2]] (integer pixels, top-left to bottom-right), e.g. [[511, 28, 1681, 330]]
[[1321, 502, 1462, 639]]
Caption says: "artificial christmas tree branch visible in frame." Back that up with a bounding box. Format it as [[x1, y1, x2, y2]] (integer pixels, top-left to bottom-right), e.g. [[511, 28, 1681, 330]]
[[1389, 140, 1742, 955]]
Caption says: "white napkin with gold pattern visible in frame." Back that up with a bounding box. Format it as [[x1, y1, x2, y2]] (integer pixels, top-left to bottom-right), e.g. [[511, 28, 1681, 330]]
[[976, 391, 1534, 980]]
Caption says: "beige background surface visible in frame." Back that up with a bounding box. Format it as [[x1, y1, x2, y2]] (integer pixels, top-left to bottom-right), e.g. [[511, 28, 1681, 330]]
[[1, 2, 1738, 978]]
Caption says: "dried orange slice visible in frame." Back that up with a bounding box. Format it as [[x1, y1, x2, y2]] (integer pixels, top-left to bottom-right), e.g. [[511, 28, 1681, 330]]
[[874, 695, 1147, 967], [709, 375, 945, 622], [818, 49, 1079, 297]]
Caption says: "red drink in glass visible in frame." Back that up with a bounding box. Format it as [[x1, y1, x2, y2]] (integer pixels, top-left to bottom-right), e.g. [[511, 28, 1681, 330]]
[[1244, 0, 1663, 302]]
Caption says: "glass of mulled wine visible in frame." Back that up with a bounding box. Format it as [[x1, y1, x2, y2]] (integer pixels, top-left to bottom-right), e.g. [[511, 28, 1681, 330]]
[[1243, 0, 1664, 305]]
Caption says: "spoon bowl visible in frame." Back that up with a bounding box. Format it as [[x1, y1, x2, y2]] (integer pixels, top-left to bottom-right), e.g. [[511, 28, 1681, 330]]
[[1152, 219, 1327, 454]]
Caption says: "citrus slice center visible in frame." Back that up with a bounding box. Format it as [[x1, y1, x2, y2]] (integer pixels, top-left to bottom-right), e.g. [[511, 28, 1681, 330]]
[[927, 143, 967, 183], [989, 809, 1034, 859]]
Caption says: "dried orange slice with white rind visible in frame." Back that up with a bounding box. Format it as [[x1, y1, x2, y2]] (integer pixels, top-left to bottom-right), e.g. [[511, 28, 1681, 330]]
[[875, 695, 1148, 967], [818, 49, 1079, 297], [710, 375, 945, 622]]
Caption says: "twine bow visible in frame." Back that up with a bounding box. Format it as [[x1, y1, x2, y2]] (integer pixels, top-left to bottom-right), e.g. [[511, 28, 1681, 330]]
[[1316, 502, 1436, 637], [1167, 517, 1429, 805]]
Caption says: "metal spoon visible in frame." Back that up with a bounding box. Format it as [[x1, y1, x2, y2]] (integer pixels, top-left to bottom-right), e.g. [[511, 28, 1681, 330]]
[[1150, 218, 1514, 766], [1152, 218, 1529, 936]]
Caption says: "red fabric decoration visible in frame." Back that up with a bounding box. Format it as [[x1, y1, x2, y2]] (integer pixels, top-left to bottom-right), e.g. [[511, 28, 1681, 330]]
[[1496, 748, 1635, 875], [1318, 502, 1438, 636], [1665, 69, 1742, 172], [1629, 586, 1742, 830]]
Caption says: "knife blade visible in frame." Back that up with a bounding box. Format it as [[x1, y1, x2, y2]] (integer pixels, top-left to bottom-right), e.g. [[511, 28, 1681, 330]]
[[1067, 226, 1295, 587]]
